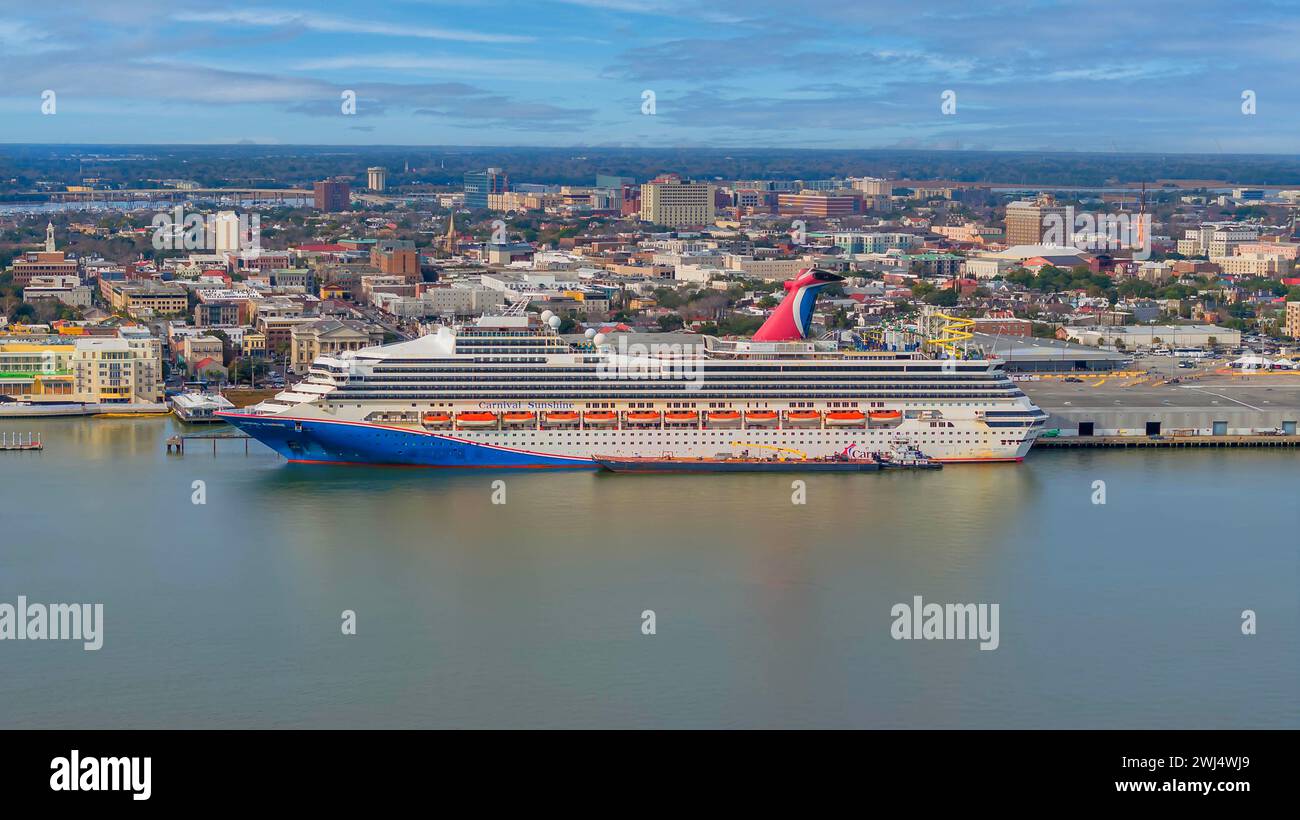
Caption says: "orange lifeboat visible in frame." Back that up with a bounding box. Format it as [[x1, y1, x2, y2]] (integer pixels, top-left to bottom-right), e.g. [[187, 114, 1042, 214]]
[[456, 411, 499, 428], [706, 410, 742, 427], [543, 411, 580, 426], [825, 410, 866, 426], [869, 410, 902, 420], [583, 411, 618, 426], [422, 412, 452, 426], [664, 411, 699, 425], [785, 410, 822, 426], [502, 411, 536, 426], [744, 411, 779, 427], [625, 411, 662, 425]]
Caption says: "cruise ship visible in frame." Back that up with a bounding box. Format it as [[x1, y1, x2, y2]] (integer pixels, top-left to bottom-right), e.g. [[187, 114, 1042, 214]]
[[218, 269, 1047, 467]]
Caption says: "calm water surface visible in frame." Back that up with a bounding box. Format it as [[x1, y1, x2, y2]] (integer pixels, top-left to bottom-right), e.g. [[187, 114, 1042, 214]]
[[1, 417, 1296, 728]]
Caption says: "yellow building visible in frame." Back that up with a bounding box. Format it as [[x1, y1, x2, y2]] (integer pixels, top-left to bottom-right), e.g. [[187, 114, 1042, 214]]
[[0, 340, 77, 399], [242, 331, 267, 356], [72, 336, 163, 403], [0, 330, 162, 403]]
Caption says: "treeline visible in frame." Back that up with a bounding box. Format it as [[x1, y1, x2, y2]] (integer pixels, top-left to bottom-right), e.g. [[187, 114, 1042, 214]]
[[10, 145, 1300, 190]]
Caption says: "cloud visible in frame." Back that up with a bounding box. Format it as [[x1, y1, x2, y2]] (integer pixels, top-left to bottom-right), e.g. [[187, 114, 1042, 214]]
[[0, 19, 64, 54], [172, 8, 533, 44], [294, 54, 593, 82]]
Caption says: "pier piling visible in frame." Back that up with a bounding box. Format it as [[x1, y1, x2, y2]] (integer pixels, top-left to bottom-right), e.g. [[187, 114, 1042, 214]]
[[166, 433, 252, 455], [0, 431, 42, 452]]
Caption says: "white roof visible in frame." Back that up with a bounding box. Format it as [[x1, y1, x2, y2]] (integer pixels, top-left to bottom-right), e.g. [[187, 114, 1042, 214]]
[[988, 244, 1091, 261], [354, 327, 454, 360]]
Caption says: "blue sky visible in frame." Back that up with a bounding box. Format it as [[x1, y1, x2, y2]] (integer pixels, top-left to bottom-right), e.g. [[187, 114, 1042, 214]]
[[1, 0, 1297, 151]]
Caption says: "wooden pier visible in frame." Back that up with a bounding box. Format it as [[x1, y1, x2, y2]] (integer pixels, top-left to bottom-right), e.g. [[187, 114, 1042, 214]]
[[166, 433, 253, 455], [0, 431, 43, 452], [1036, 434, 1300, 450]]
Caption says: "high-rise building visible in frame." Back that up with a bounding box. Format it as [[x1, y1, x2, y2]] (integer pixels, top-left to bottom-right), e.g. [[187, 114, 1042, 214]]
[[1004, 194, 1068, 246], [367, 167, 387, 192], [1287, 300, 1300, 339], [852, 177, 895, 196], [212, 211, 242, 253], [313, 180, 351, 212], [639, 175, 714, 227], [464, 168, 508, 210]]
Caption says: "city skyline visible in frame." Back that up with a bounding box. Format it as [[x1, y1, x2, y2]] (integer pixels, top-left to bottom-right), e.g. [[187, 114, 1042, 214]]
[[1, 0, 1298, 152]]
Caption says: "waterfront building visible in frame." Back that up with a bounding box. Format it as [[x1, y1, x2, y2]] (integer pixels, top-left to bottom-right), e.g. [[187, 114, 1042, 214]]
[[71, 334, 164, 403], [0, 338, 76, 399]]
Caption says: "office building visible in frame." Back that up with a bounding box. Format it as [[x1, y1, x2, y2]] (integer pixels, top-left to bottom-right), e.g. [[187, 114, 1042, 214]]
[[313, 180, 351, 212], [1004, 194, 1069, 246], [640, 175, 715, 227], [464, 168, 509, 209]]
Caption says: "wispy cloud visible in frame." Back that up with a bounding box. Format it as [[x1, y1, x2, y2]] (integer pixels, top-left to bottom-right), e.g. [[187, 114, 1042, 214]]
[[294, 54, 592, 82], [173, 9, 534, 44]]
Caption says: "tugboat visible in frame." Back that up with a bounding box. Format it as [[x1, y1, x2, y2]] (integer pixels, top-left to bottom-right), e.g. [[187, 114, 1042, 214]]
[[874, 441, 943, 470]]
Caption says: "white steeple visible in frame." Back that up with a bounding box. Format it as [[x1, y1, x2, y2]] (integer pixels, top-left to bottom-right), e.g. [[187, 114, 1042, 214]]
[[45, 221, 55, 252]]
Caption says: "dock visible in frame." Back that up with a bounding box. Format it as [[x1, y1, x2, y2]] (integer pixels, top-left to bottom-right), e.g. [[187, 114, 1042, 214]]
[[1035, 434, 1300, 449], [166, 433, 253, 455], [0, 432, 43, 452]]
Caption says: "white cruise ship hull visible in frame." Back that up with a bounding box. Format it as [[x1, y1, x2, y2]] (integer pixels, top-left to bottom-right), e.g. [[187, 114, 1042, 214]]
[[219, 410, 1037, 467]]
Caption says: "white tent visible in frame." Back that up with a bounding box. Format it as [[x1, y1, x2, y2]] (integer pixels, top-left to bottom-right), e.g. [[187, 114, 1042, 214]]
[[1230, 353, 1271, 370]]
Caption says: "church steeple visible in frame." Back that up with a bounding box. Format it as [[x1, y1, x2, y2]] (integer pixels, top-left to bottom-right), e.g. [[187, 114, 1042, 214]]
[[442, 211, 458, 255], [45, 221, 55, 252]]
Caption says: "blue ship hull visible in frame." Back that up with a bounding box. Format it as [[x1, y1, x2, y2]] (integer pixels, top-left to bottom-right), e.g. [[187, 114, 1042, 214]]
[[217, 412, 595, 469]]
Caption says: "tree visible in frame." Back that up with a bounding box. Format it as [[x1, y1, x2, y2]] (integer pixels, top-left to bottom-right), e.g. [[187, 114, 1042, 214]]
[[657, 313, 684, 331], [923, 289, 959, 307]]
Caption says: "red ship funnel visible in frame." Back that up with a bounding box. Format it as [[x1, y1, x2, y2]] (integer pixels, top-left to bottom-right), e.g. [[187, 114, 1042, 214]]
[[751, 268, 845, 342]]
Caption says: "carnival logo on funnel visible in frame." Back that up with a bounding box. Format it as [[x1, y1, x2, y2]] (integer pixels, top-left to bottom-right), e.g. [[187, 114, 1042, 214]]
[[752, 268, 845, 342]]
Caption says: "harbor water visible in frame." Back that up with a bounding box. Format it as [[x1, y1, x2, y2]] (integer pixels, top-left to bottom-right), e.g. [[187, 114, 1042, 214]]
[[1, 417, 1296, 728]]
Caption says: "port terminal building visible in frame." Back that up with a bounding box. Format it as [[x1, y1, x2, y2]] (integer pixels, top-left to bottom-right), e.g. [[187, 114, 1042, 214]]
[[972, 333, 1129, 373]]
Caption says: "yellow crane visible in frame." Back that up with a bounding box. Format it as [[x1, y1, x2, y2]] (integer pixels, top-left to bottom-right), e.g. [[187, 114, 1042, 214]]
[[729, 441, 808, 460]]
